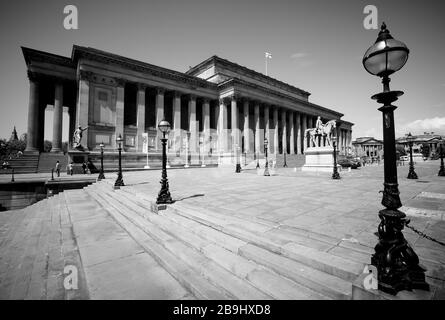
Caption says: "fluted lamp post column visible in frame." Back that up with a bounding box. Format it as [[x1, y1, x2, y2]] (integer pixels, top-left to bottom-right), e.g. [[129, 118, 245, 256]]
[[332, 136, 340, 180], [157, 120, 173, 204], [438, 137, 445, 176], [114, 134, 124, 188], [363, 22, 429, 294], [406, 132, 418, 179], [264, 138, 270, 176], [98, 142, 105, 181]]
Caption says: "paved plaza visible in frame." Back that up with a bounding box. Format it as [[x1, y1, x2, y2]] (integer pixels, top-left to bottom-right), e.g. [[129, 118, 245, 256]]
[[0, 160, 444, 299]]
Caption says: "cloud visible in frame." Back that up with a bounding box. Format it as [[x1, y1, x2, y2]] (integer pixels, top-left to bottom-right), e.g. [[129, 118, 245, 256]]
[[290, 52, 307, 59], [290, 52, 313, 68], [397, 117, 445, 135]]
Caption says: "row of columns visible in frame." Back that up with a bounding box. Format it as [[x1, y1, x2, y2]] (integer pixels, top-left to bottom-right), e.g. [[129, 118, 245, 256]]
[[219, 95, 353, 155], [25, 71, 353, 155]]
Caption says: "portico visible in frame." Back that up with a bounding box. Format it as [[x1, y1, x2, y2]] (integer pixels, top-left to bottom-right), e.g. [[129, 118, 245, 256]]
[[22, 46, 354, 168]]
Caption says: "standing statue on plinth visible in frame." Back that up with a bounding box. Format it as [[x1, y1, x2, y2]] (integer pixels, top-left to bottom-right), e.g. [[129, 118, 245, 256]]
[[304, 118, 337, 147], [73, 126, 88, 150]]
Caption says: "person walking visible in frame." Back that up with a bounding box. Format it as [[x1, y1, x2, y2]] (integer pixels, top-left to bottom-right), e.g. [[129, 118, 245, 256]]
[[69, 162, 74, 176], [82, 162, 87, 174], [55, 160, 60, 177]]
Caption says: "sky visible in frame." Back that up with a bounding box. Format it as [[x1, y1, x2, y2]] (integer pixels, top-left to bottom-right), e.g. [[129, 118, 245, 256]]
[[0, 0, 444, 141]]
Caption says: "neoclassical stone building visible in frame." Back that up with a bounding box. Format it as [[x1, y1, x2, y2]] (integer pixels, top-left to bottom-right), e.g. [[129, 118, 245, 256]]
[[22, 45, 353, 165]]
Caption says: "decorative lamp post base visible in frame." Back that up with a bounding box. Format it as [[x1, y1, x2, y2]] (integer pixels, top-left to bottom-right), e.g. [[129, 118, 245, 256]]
[[371, 208, 430, 295], [407, 168, 418, 179], [98, 170, 105, 181], [438, 159, 445, 176], [114, 173, 124, 189], [157, 186, 173, 204], [332, 170, 341, 180], [235, 163, 242, 173]]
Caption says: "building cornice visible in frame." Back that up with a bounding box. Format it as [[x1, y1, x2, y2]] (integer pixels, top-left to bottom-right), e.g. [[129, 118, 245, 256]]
[[22, 46, 75, 68], [217, 78, 345, 119], [72, 45, 218, 91]]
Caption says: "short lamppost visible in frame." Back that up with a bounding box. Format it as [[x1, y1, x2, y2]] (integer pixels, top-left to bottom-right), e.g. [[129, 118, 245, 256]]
[[11, 168, 14, 182], [235, 144, 241, 173], [438, 137, 445, 176], [114, 134, 124, 188], [264, 138, 270, 176], [332, 135, 340, 180], [363, 22, 429, 294], [406, 132, 418, 179], [51, 168, 55, 181], [157, 120, 173, 204], [283, 151, 288, 167], [98, 142, 105, 181]]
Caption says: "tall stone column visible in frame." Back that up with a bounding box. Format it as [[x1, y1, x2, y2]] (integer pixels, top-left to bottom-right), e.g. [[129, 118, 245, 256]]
[[254, 101, 260, 156], [173, 91, 181, 152], [218, 98, 228, 152], [25, 72, 40, 152], [289, 111, 295, 154], [230, 95, 239, 153], [273, 107, 279, 155], [76, 71, 91, 148], [136, 84, 146, 152], [301, 114, 307, 152], [264, 104, 270, 154], [115, 79, 125, 149], [51, 83, 64, 152], [296, 112, 301, 154], [203, 98, 210, 153], [188, 95, 197, 153], [155, 87, 165, 151], [243, 99, 250, 153], [281, 109, 287, 154]]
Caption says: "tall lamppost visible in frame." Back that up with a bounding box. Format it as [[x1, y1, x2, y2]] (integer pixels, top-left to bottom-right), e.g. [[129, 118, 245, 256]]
[[363, 22, 428, 294], [264, 138, 270, 176], [438, 136, 445, 176], [406, 132, 418, 179], [332, 135, 340, 180], [157, 120, 173, 204], [98, 142, 105, 181], [114, 134, 124, 188]]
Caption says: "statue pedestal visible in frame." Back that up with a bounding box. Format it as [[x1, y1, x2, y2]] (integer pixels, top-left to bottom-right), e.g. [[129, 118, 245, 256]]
[[67, 149, 90, 174], [302, 146, 341, 173]]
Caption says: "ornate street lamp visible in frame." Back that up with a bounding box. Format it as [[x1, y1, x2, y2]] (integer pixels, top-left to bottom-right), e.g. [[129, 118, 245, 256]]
[[235, 144, 241, 173], [406, 132, 418, 179], [438, 136, 445, 176], [157, 120, 173, 204], [363, 22, 428, 294], [264, 138, 270, 176], [114, 134, 124, 188], [332, 135, 340, 180], [98, 142, 105, 181]]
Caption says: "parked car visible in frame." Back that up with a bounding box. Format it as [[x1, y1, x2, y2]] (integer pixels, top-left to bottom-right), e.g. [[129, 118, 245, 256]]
[[338, 158, 359, 169], [400, 155, 409, 161]]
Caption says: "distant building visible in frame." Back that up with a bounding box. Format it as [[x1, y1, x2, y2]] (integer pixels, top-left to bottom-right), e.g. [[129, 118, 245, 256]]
[[352, 137, 383, 158], [396, 132, 444, 157]]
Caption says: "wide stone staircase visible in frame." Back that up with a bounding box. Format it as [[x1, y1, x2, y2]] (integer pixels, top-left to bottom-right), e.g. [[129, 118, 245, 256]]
[[1, 153, 39, 174], [4, 179, 441, 299]]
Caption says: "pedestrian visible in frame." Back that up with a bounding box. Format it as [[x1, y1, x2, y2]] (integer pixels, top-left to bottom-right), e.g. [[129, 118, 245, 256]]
[[55, 160, 60, 177], [82, 162, 87, 174], [69, 162, 74, 176]]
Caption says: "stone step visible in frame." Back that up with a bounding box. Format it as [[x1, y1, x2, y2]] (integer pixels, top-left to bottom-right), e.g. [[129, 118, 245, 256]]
[[84, 187, 227, 299], [87, 183, 330, 299], [239, 243, 352, 299], [86, 186, 278, 299], [171, 204, 364, 282]]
